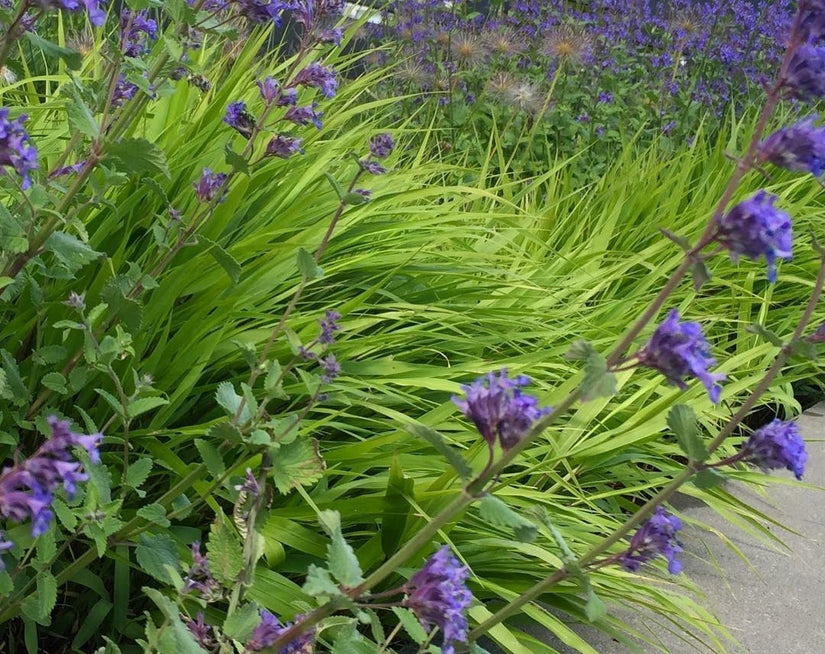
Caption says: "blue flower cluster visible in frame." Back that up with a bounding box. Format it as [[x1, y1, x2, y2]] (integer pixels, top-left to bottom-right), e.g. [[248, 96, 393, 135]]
[[619, 506, 683, 575], [404, 545, 473, 654], [0, 417, 101, 569], [453, 369, 551, 451], [0, 108, 38, 189], [245, 610, 315, 653], [739, 419, 808, 480]]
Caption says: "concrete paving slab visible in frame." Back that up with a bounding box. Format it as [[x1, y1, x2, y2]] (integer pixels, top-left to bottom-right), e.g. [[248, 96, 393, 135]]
[[484, 402, 825, 654]]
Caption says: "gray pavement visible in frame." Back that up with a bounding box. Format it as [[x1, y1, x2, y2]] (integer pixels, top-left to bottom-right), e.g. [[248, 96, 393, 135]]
[[488, 402, 825, 654]]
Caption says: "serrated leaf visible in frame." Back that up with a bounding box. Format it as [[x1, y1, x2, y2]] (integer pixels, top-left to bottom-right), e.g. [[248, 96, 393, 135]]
[[198, 236, 241, 285], [331, 622, 381, 654], [324, 171, 345, 200], [21, 572, 57, 626], [0, 203, 28, 254], [232, 340, 258, 369], [667, 404, 709, 462], [478, 495, 537, 542], [318, 510, 363, 587], [270, 438, 326, 494], [693, 468, 727, 489], [137, 504, 170, 527], [789, 337, 818, 361], [223, 602, 260, 641], [0, 350, 29, 405], [136, 533, 180, 584], [41, 372, 67, 393], [296, 247, 323, 280], [194, 438, 225, 478], [0, 571, 13, 596], [264, 359, 287, 398], [128, 396, 168, 419], [104, 138, 171, 178], [101, 279, 143, 333], [391, 607, 427, 644], [207, 515, 243, 587], [692, 259, 712, 290], [585, 587, 607, 621], [143, 588, 209, 654], [747, 323, 785, 347], [52, 498, 77, 530], [565, 338, 593, 361], [660, 228, 692, 251], [580, 349, 617, 401], [45, 231, 102, 275], [125, 457, 153, 489], [303, 564, 343, 599], [67, 88, 99, 138], [215, 382, 250, 424], [33, 345, 67, 365], [24, 32, 81, 69], [405, 423, 473, 480], [224, 143, 249, 175], [36, 529, 56, 565], [207, 421, 243, 443]]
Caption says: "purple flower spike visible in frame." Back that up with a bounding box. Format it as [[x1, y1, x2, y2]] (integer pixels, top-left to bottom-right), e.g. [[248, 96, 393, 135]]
[[317, 309, 341, 344], [715, 191, 792, 283], [320, 354, 340, 383], [784, 44, 825, 104], [619, 506, 683, 574], [224, 101, 257, 139], [245, 610, 315, 653], [183, 542, 221, 600], [404, 546, 472, 654], [193, 167, 228, 203], [0, 532, 14, 571], [121, 9, 158, 57], [265, 135, 304, 159], [0, 108, 38, 189], [43, 0, 106, 26], [185, 612, 219, 653], [284, 103, 323, 129], [452, 369, 551, 451], [257, 76, 281, 104], [638, 310, 725, 403], [739, 419, 807, 480], [759, 117, 825, 177], [291, 62, 338, 98], [369, 133, 395, 159]]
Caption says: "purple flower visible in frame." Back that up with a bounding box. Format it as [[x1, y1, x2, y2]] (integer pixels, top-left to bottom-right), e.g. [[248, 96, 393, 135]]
[[359, 159, 386, 175], [257, 76, 282, 105], [320, 354, 340, 383], [619, 506, 683, 574], [185, 612, 219, 653], [48, 161, 85, 179], [224, 101, 257, 139], [291, 62, 338, 98], [715, 191, 792, 283], [39, 0, 106, 26], [317, 309, 341, 344], [193, 167, 228, 203], [0, 108, 38, 189], [369, 133, 395, 159], [235, 468, 261, 496], [284, 103, 323, 129], [0, 532, 14, 571], [245, 610, 315, 653], [121, 9, 157, 57], [598, 91, 613, 104], [404, 546, 472, 654], [784, 44, 825, 104], [638, 310, 725, 403], [237, 0, 292, 24], [799, 0, 825, 43], [182, 542, 221, 600], [0, 416, 101, 538], [111, 75, 139, 108], [317, 27, 344, 45], [739, 419, 807, 480], [758, 117, 825, 177], [452, 369, 551, 451], [265, 135, 304, 159]]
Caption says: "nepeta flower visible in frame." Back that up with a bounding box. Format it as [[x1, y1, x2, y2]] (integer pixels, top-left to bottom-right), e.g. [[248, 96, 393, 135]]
[[619, 506, 683, 574], [317, 27, 344, 45], [0, 417, 101, 540], [258, 76, 283, 105], [799, 0, 825, 43], [185, 612, 219, 653], [36, 0, 106, 26], [320, 354, 340, 383], [224, 101, 257, 139], [121, 9, 157, 57], [235, 468, 261, 496], [784, 44, 825, 104], [193, 167, 228, 203], [404, 546, 472, 654], [637, 310, 725, 403], [715, 190, 792, 283], [284, 103, 323, 129], [183, 542, 221, 600], [739, 419, 807, 480], [359, 159, 386, 175], [0, 532, 14, 570], [317, 309, 341, 344], [265, 135, 304, 159], [758, 117, 825, 176], [237, 0, 292, 24], [452, 369, 551, 451], [291, 62, 338, 98], [369, 133, 395, 159], [111, 75, 139, 108], [0, 108, 38, 189], [245, 610, 315, 653], [49, 161, 85, 179]]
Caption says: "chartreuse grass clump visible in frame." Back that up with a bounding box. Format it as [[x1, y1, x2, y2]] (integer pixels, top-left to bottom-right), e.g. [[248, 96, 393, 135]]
[[0, 0, 824, 653]]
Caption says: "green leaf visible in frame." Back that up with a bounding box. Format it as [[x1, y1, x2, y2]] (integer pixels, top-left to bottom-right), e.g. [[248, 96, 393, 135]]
[[0, 203, 28, 254], [264, 360, 287, 398], [789, 337, 818, 361], [478, 494, 537, 542], [405, 423, 473, 480], [303, 564, 343, 599], [24, 32, 81, 69], [194, 438, 226, 478], [45, 231, 102, 274], [137, 503, 171, 528], [215, 382, 250, 424], [207, 421, 244, 443], [41, 372, 67, 393], [128, 396, 169, 419], [207, 515, 243, 587], [270, 438, 326, 494], [101, 278, 143, 333], [103, 138, 171, 178], [667, 404, 709, 462], [693, 468, 727, 489], [692, 260, 712, 290], [331, 623, 381, 654], [197, 236, 241, 285], [21, 572, 57, 626], [71, 599, 113, 649], [747, 323, 785, 347], [381, 456, 413, 558], [224, 143, 250, 175], [33, 344, 67, 365], [52, 498, 77, 530], [391, 607, 427, 644], [659, 228, 691, 251], [136, 533, 180, 584], [324, 171, 345, 199], [296, 247, 323, 280], [125, 457, 153, 489], [585, 586, 607, 622], [566, 340, 616, 400], [0, 349, 29, 405], [223, 601, 260, 641], [318, 510, 363, 587], [143, 588, 209, 654], [67, 88, 99, 138], [343, 192, 369, 205]]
